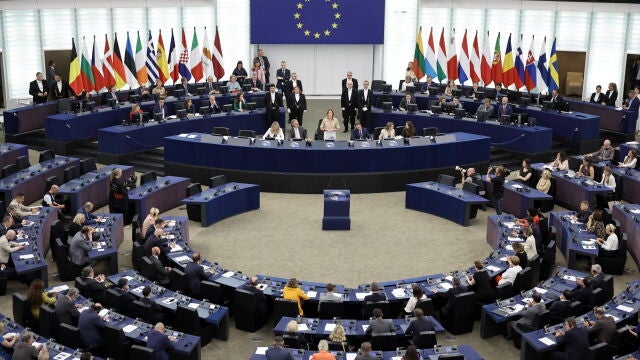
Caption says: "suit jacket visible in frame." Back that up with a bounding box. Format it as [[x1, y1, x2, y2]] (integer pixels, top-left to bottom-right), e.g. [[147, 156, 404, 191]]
[[627, 96, 640, 111], [587, 316, 616, 343], [249, 78, 264, 91], [399, 97, 416, 110], [515, 303, 546, 328], [55, 295, 80, 325], [276, 68, 291, 89], [78, 310, 107, 349], [363, 292, 387, 303], [264, 92, 283, 111], [548, 300, 572, 318], [265, 346, 294, 360], [253, 56, 270, 75], [50, 81, 71, 99], [555, 327, 590, 359], [354, 354, 378, 360], [143, 234, 164, 258], [78, 208, 97, 224], [341, 88, 357, 110], [591, 273, 605, 290], [497, 104, 513, 116], [440, 285, 468, 315], [351, 128, 371, 140], [405, 317, 434, 340], [69, 232, 91, 266], [174, 83, 192, 95], [147, 329, 171, 360], [185, 261, 209, 296], [590, 92, 605, 104], [571, 286, 592, 305], [103, 91, 119, 103], [287, 93, 307, 112], [11, 342, 40, 360], [204, 81, 219, 94], [358, 89, 373, 111], [84, 277, 107, 302], [341, 78, 359, 90], [365, 318, 393, 335], [115, 287, 136, 313], [604, 90, 618, 106], [288, 126, 307, 140], [287, 79, 303, 94], [476, 104, 494, 115], [46, 66, 56, 88], [29, 80, 48, 104], [150, 255, 170, 285]]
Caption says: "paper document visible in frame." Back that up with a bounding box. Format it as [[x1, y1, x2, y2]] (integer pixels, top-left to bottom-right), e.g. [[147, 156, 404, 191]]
[[19, 254, 34, 259], [187, 135, 197, 138], [499, 256, 508, 262], [297, 323, 309, 331], [324, 323, 336, 332], [562, 275, 577, 282], [346, 354, 357, 360], [391, 288, 407, 297], [630, 209, 640, 214], [178, 133, 189, 137], [505, 245, 513, 251], [170, 245, 183, 252], [440, 282, 453, 290], [538, 337, 556, 346], [50, 284, 69, 293], [173, 255, 191, 263], [486, 265, 501, 272], [502, 222, 516, 227], [98, 309, 109, 317], [362, 324, 369, 332], [122, 324, 137, 333], [54, 352, 71, 360], [221, 271, 235, 278], [508, 236, 523, 242], [355, 292, 371, 301], [255, 347, 268, 355], [616, 305, 634, 313], [188, 303, 199, 309], [511, 184, 523, 189], [534, 287, 548, 294], [307, 291, 317, 298]]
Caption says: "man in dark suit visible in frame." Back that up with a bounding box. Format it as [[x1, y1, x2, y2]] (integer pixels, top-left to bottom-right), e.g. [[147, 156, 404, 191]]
[[185, 253, 210, 297], [590, 85, 605, 104], [623, 89, 639, 111], [254, 49, 271, 84], [245, 276, 268, 319], [276, 61, 291, 93], [56, 287, 82, 325], [494, 83, 507, 100], [341, 81, 358, 132], [265, 336, 294, 360], [50, 74, 72, 100], [78, 202, 97, 225], [79, 303, 108, 353], [149, 246, 171, 286], [29, 72, 48, 104], [144, 228, 174, 264], [152, 98, 168, 119], [350, 121, 371, 140], [81, 266, 108, 303], [421, 76, 437, 93], [571, 277, 592, 305], [135, 81, 152, 101], [590, 264, 605, 290], [147, 322, 176, 360], [438, 276, 468, 319], [551, 317, 590, 360], [497, 96, 513, 117], [0, 215, 12, 237], [632, 58, 640, 88], [363, 282, 387, 303], [141, 286, 165, 323], [204, 75, 219, 94], [358, 80, 373, 130], [341, 71, 359, 91], [287, 73, 303, 97], [103, 86, 119, 104], [549, 89, 562, 109], [585, 307, 617, 344], [549, 290, 573, 319], [287, 86, 306, 125], [404, 308, 434, 344], [114, 277, 136, 314], [248, 73, 263, 91], [288, 119, 307, 140], [145, 218, 165, 242], [46, 60, 56, 89], [364, 308, 393, 335], [206, 94, 221, 114], [174, 77, 192, 96], [264, 84, 283, 127], [398, 93, 416, 111]]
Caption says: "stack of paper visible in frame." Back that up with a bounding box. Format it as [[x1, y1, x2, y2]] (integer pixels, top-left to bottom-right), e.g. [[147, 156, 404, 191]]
[[391, 288, 408, 297], [355, 292, 371, 301], [538, 337, 555, 346]]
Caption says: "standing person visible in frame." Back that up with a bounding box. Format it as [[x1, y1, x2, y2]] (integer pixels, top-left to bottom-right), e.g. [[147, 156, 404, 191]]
[[254, 49, 271, 84], [46, 60, 56, 90], [232, 61, 248, 84], [632, 58, 640, 89], [109, 168, 130, 215], [486, 166, 506, 215], [341, 81, 357, 133], [276, 61, 291, 94], [287, 73, 303, 99], [264, 84, 283, 128], [146, 322, 176, 360], [287, 86, 306, 125], [590, 85, 605, 104], [603, 83, 618, 106], [29, 72, 48, 104], [50, 74, 71, 99], [341, 71, 358, 91], [252, 60, 266, 90], [185, 253, 211, 297], [358, 80, 373, 131]]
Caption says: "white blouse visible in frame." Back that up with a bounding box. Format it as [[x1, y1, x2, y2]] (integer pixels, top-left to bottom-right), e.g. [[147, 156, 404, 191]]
[[620, 156, 637, 168], [601, 233, 619, 251], [600, 173, 616, 190], [404, 294, 427, 313], [379, 128, 395, 140], [498, 265, 522, 285], [263, 128, 284, 141], [524, 235, 538, 260]]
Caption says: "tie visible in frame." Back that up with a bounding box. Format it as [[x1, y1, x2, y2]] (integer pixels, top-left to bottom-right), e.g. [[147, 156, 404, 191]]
[[359, 130, 362, 138], [502, 106, 505, 115]]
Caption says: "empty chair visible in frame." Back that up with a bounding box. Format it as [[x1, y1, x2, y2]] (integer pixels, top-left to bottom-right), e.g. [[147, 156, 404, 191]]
[[213, 127, 230, 136], [373, 127, 384, 140], [283, 333, 305, 349], [140, 171, 157, 185], [38, 150, 55, 163], [130, 345, 155, 358], [57, 323, 84, 350], [200, 281, 227, 305], [318, 301, 344, 319], [46, 175, 60, 190], [423, 127, 438, 136], [103, 288, 127, 314], [102, 325, 130, 359], [131, 241, 143, 271], [271, 298, 299, 325], [441, 291, 475, 335], [437, 174, 455, 187], [539, 240, 556, 281], [186, 183, 202, 197], [413, 330, 437, 348], [130, 300, 155, 323], [233, 289, 267, 332], [63, 165, 79, 183], [79, 158, 97, 174], [209, 175, 227, 188], [54, 238, 75, 281], [169, 268, 188, 293], [371, 80, 386, 91], [74, 277, 89, 298], [175, 304, 214, 346], [140, 256, 154, 280], [38, 304, 59, 339], [238, 130, 256, 138], [415, 298, 439, 319], [15, 155, 30, 170], [1, 164, 17, 178], [512, 267, 533, 294], [371, 332, 397, 351], [57, 98, 72, 113]]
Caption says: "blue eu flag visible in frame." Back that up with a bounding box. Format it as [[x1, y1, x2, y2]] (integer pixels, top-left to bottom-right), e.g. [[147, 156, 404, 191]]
[[250, 0, 385, 44]]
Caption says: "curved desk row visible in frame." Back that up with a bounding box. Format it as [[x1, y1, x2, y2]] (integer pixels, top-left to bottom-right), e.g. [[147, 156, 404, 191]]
[[182, 182, 261, 227], [612, 204, 640, 271], [249, 345, 484, 360], [163, 132, 491, 193], [97, 109, 285, 164], [564, 98, 637, 135], [0, 143, 28, 170]]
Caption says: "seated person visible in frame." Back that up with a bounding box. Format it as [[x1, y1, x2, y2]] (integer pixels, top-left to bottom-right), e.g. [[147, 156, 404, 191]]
[[551, 317, 590, 360], [494, 83, 506, 100], [618, 149, 638, 168], [103, 86, 118, 103], [599, 165, 616, 190], [67, 213, 85, 241], [311, 340, 336, 360], [549, 89, 562, 109], [475, 97, 494, 116], [450, 96, 463, 110], [248, 73, 263, 91], [288, 119, 308, 140], [0, 229, 24, 266], [70, 226, 94, 269], [573, 201, 592, 223], [513, 242, 528, 268], [443, 81, 455, 97], [468, 82, 482, 99], [26, 279, 56, 319], [437, 276, 468, 319], [6, 205, 29, 229], [78, 202, 98, 224], [204, 76, 220, 94], [233, 92, 246, 112], [141, 207, 160, 242], [585, 307, 617, 345], [536, 169, 552, 194], [595, 224, 618, 257], [497, 96, 512, 117], [404, 308, 433, 343], [420, 76, 436, 93], [147, 322, 176, 359], [401, 75, 416, 92], [328, 324, 349, 351], [80, 266, 107, 302], [185, 252, 212, 297], [152, 98, 168, 119], [549, 151, 569, 170], [398, 93, 415, 111], [149, 246, 171, 286], [283, 278, 309, 315], [174, 77, 192, 96], [205, 94, 221, 113], [350, 121, 370, 140], [466, 261, 495, 304], [227, 75, 242, 93], [151, 81, 166, 97], [183, 98, 196, 116], [10, 193, 37, 217], [507, 292, 546, 337], [403, 285, 426, 314], [136, 81, 152, 101], [379, 122, 395, 140], [548, 289, 573, 318], [363, 282, 387, 303], [402, 120, 416, 138], [12, 331, 42, 359], [498, 256, 522, 285], [589, 139, 614, 162], [114, 277, 136, 313], [78, 303, 108, 353], [590, 264, 606, 290], [318, 283, 342, 310], [265, 336, 293, 360], [571, 277, 592, 305], [263, 121, 284, 141], [587, 210, 606, 239], [364, 308, 393, 335], [42, 184, 65, 209], [55, 287, 82, 325]]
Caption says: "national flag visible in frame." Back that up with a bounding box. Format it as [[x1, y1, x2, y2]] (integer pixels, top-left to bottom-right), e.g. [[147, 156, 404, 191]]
[[112, 33, 127, 89], [202, 28, 214, 79], [124, 32, 138, 87], [178, 28, 192, 80], [447, 29, 458, 82], [425, 28, 437, 78], [502, 34, 515, 87], [69, 38, 83, 95], [457, 29, 470, 85], [189, 28, 204, 82], [156, 30, 169, 83], [481, 31, 492, 85], [212, 26, 225, 80], [491, 32, 502, 85], [536, 37, 549, 93], [412, 27, 426, 81], [80, 37, 95, 93], [524, 36, 537, 91], [146, 30, 159, 84], [168, 29, 180, 83], [436, 28, 447, 82], [103, 34, 116, 89], [548, 38, 560, 93], [135, 31, 147, 85], [514, 34, 526, 89], [91, 36, 105, 93], [470, 30, 481, 83]]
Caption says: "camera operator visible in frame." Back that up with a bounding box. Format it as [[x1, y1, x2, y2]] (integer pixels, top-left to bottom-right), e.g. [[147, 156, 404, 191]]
[[109, 168, 132, 217], [486, 166, 507, 215]]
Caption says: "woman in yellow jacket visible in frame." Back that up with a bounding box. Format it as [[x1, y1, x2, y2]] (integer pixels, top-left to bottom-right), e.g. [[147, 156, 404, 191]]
[[26, 279, 56, 318], [283, 278, 309, 315]]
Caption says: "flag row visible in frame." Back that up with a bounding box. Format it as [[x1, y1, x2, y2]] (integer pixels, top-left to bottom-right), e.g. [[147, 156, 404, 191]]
[[69, 27, 226, 95], [412, 27, 560, 94]]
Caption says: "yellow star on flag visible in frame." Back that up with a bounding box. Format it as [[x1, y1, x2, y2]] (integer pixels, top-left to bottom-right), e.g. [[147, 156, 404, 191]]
[[334, 12, 341, 19], [294, 12, 300, 19], [314, 32, 321, 38], [331, 22, 338, 29], [304, 30, 311, 36], [332, 3, 338, 9], [297, 2, 303, 9], [296, 22, 303, 29], [324, 30, 331, 36]]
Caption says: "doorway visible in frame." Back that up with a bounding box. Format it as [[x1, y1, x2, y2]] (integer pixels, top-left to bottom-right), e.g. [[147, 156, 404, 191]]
[[624, 53, 640, 97], [44, 49, 71, 83]]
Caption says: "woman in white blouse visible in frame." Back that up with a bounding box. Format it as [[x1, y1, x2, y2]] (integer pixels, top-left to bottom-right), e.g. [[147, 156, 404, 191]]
[[618, 149, 637, 168], [600, 166, 616, 190], [379, 122, 395, 140], [263, 121, 284, 141], [549, 152, 569, 171], [596, 223, 619, 256], [523, 227, 538, 260], [403, 285, 427, 314], [498, 256, 522, 285]]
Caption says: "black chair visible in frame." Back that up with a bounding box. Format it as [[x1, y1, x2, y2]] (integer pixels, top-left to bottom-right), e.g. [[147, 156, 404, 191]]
[[598, 234, 627, 275], [363, 301, 391, 320], [540, 240, 556, 281], [371, 80, 386, 91], [54, 238, 75, 281], [63, 165, 79, 183], [200, 280, 227, 305], [442, 291, 475, 335], [283, 333, 305, 349], [103, 288, 127, 314], [46, 175, 60, 190], [371, 332, 397, 351], [413, 330, 437, 348], [327, 340, 345, 352], [74, 277, 89, 298], [373, 127, 384, 140], [462, 181, 480, 219], [38, 149, 55, 163], [437, 174, 455, 187], [415, 298, 439, 320], [15, 155, 30, 170], [140, 171, 157, 185], [140, 256, 154, 280], [318, 301, 345, 319], [79, 158, 97, 174], [130, 300, 154, 323], [209, 175, 227, 188], [38, 304, 59, 339], [102, 325, 130, 359], [271, 298, 299, 325], [314, 119, 324, 141], [169, 268, 188, 293], [396, 126, 405, 136], [186, 183, 202, 197], [131, 214, 141, 243], [238, 130, 256, 138], [423, 127, 438, 136], [589, 341, 611, 360], [213, 126, 230, 136], [57, 323, 84, 350], [130, 345, 155, 358], [12, 293, 35, 329], [1, 164, 17, 178], [176, 304, 214, 346], [131, 241, 144, 271], [495, 283, 513, 300], [233, 289, 267, 332], [0, 277, 6, 296], [512, 267, 533, 294], [528, 255, 542, 285]]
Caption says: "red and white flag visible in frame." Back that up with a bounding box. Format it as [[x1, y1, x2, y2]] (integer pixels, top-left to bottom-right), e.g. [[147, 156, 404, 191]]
[[212, 26, 225, 81]]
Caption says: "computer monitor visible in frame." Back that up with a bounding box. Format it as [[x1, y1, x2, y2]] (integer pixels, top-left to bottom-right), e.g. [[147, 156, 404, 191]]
[[153, 113, 163, 122], [83, 101, 96, 112], [500, 114, 511, 125], [200, 106, 210, 115], [196, 86, 207, 95], [129, 94, 140, 103], [404, 84, 415, 93], [428, 86, 440, 95], [408, 137, 428, 146], [176, 109, 187, 119], [382, 101, 393, 112], [140, 112, 150, 123], [452, 88, 462, 98], [557, 100, 570, 112], [431, 105, 442, 115], [247, 102, 256, 112], [542, 100, 553, 111], [507, 89, 521, 102], [441, 102, 456, 114], [173, 88, 185, 98], [453, 108, 465, 119], [223, 104, 233, 114], [475, 91, 485, 100], [476, 109, 491, 123], [242, 84, 252, 93], [520, 96, 531, 108], [382, 84, 392, 94], [406, 103, 418, 113], [218, 86, 228, 95]]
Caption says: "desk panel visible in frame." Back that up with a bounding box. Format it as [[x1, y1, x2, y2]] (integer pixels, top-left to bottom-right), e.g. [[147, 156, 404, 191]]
[[565, 98, 636, 134], [405, 182, 489, 226], [182, 182, 260, 227], [0, 143, 28, 170], [3, 101, 57, 134], [127, 176, 190, 216]]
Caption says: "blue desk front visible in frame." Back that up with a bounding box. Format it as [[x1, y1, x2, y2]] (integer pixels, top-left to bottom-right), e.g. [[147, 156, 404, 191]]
[[181, 182, 260, 227], [45, 107, 131, 141], [550, 211, 599, 269], [565, 98, 637, 134], [371, 109, 553, 153], [127, 176, 190, 216], [405, 182, 489, 226], [570, 154, 640, 205], [483, 177, 553, 218], [248, 345, 484, 360], [98, 109, 285, 156], [273, 316, 445, 337], [3, 101, 57, 134], [88, 213, 123, 272], [612, 204, 640, 270], [0, 143, 28, 169]]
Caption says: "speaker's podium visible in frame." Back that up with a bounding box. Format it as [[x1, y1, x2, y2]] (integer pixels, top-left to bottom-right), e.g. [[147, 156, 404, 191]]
[[322, 190, 350, 230]]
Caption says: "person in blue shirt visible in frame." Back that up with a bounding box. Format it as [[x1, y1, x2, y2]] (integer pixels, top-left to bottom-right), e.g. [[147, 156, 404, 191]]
[[77, 202, 98, 225], [265, 336, 294, 360], [78, 303, 107, 353], [147, 322, 176, 360]]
